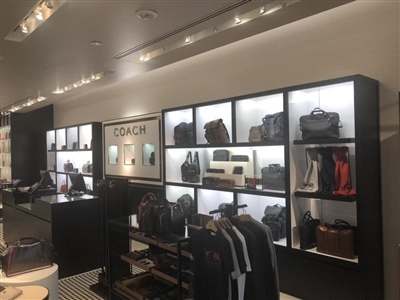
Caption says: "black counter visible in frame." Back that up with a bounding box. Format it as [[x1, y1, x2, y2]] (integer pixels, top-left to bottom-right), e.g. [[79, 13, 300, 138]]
[[2, 189, 102, 278]]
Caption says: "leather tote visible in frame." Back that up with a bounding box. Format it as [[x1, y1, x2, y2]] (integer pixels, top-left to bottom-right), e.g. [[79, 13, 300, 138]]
[[1, 237, 54, 277], [316, 219, 356, 259], [297, 148, 320, 193], [318, 147, 336, 193], [181, 151, 200, 183], [64, 160, 74, 172], [262, 111, 285, 140], [248, 125, 265, 142], [299, 107, 342, 140], [332, 147, 356, 196], [298, 211, 320, 250], [261, 164, 285, 191]]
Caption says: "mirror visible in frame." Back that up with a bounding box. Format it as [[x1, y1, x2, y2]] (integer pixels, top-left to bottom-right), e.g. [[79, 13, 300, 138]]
[[124, 144, 135, 165], [108, 145, 118, 165]]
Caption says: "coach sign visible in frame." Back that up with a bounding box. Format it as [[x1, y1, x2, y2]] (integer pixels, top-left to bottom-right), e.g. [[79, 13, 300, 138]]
[[103, 113, 161, 183]]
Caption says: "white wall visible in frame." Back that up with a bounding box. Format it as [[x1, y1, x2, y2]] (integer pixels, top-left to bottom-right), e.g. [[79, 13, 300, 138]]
[[54, 2, 400, 299]]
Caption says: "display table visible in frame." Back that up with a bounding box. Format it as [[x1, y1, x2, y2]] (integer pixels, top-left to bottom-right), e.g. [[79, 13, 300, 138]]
[[0, 264, 58, 299], [9, 285, 49, 300], [2, 190, 101, 278]]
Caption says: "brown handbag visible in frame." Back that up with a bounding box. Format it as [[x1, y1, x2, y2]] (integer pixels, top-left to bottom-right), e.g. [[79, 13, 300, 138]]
[[316, 220, 355, 259], [60, 180, 68, 194], [217, 179, 236, 188]]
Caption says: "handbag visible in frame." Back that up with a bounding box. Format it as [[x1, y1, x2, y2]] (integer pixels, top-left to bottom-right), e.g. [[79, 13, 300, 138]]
[[262, 204, 286, 241], [262, 111, 285, 140], [137, 192, 160, 234], [72, 141, 78, 150], [316, 219, 356, 259], [204, 119, 230, 144], [1, 237, 54, 277], [297, 148, 320, 193], [82, 161, 92, 173], [64, 160, 74, 172], [298, 211, 320, 250], [213, 149, 229, 161], [60, 180, 68, 194], [231, 155, 249, 162], [261, 164, 285, 191], [299, 107, 343, 140], [181, 151, 200, 183], [248, 125, 265, 142]]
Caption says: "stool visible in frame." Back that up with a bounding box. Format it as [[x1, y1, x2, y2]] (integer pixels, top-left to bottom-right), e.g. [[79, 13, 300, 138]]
[[0, 264, 58, 300]]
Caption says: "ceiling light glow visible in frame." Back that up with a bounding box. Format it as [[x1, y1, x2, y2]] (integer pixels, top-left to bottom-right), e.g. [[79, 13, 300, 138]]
[[36, 10, 43, 20], [185, 36, 191, 43], [21, 24, 28, 34], [234, 17, 242, 24]]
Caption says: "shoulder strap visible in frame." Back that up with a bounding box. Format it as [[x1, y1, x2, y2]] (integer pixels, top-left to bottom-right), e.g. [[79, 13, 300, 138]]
[[185, 151, 192, 164]]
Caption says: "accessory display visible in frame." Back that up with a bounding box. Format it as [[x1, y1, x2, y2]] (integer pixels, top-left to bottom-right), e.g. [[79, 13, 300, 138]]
[[174, 122, 194, 145], [316, 219, 356, 259], [231, 155, 249, 162], [298, 211, 320, 250], [64, 160, 74, 173], [203, 118, 230, 144], [299, 107, 342, 140], [248, 125, 265, 142], [181, 151, 200, 183], [213, 149, 229, 161], [262, 111, 285, 140], [261, 164, 285, 191], [261, 204, 286, 241], [1, 237, 54, 277]]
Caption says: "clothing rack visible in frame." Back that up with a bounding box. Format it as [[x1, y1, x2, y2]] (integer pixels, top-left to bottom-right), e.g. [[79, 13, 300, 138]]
[[209, 204, 247, 218]]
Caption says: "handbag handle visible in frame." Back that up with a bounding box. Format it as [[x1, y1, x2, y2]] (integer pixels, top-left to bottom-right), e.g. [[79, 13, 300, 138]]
[[140, 192, 157, 205], [303, 211, 314, 222], [185, 151, 192, 164], [310, 107, 328, 116], [18, 237, 41, 245], [335, 219, 352, 228]]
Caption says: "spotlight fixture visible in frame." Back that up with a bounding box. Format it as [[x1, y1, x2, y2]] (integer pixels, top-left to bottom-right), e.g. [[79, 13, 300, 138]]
[[131, 0, 296, 64], [4, 96, 47, 113], [90, 41, 103, 47], [5, 0, 66, 42], [51, 71, 114, 95], [136, 9, 158, 21], [21, 23, 28, 34], [45, 1, 53, 9]]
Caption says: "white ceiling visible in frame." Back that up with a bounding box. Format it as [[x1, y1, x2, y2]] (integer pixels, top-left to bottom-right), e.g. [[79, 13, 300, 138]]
[[0, 0, 352, 113]]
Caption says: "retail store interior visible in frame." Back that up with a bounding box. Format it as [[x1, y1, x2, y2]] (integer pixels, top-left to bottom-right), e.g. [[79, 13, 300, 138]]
[[0, 1, 399, 299]]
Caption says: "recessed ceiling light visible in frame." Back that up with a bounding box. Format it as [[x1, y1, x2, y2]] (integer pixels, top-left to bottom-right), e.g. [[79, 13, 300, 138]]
[[136, 9, 158, 21], [90, 41, 103, 46]]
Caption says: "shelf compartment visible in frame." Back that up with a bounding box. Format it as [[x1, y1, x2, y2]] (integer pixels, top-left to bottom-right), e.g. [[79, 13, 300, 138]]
[[293, 246, 359, 264], [156, 242, 191, 259], [115, 273, 176, 300], [293, 138, 355, 145], [129, 231, 159, 246], [294, 191, 356, 202]]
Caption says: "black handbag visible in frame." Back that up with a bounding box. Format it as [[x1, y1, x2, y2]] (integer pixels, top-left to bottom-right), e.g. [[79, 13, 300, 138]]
[[231, 155, 249, 162], [261, 164, 285, 191], [299, 107, 343, 140], [1, 237, 54, 277], [262, 111, 285, 140], [213, 149, 229, 161], [181, 151, 200, 183], [262, 204, 286, 241], [298, 211, 320, 250]]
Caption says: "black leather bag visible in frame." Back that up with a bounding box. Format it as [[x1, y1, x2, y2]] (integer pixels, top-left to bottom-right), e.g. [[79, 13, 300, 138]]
[[137, 192, 159, 233], [213, 149, 229, 161], [299, 107, 342, 140], [1, 238, 54, 277], [262, 164, 285, 191], [262, 204, 286, 241], [181, 151, 200, 183], [298, 211, 320, 250], [262, 111, 285, 140]]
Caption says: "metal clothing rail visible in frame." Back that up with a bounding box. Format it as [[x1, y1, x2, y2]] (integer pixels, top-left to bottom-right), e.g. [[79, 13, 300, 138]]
[[209, 204, 247, 218]]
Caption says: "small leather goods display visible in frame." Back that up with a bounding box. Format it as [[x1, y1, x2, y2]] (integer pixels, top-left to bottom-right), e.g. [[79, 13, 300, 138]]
[[262, 164, 285, 191], [316, 219, 356, 259], [213, 149, 229, 161], [261, 204, 286, 241], [203, 118, 230, 144], [174, 122, 194, 145], [64, 160, 74, 172], [262, 111, 285, 140], [1, 237, 54, 277], [299, 107, 343, 140], [202, 176, 219, 187], [181, 151, 200, 183], [231, 155, 249, 162], [298, 211, 320, 250]]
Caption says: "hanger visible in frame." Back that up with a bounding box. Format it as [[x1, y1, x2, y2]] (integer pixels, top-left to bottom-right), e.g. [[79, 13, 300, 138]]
[[218, 218, 229, 229], [223, 217, 233, 228], [206, 220, 219, 232]]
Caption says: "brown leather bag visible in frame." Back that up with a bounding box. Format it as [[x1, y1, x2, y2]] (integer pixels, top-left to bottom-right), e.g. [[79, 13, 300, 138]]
[[217, 179, 235, 188], [316, 220, 355, 259]]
